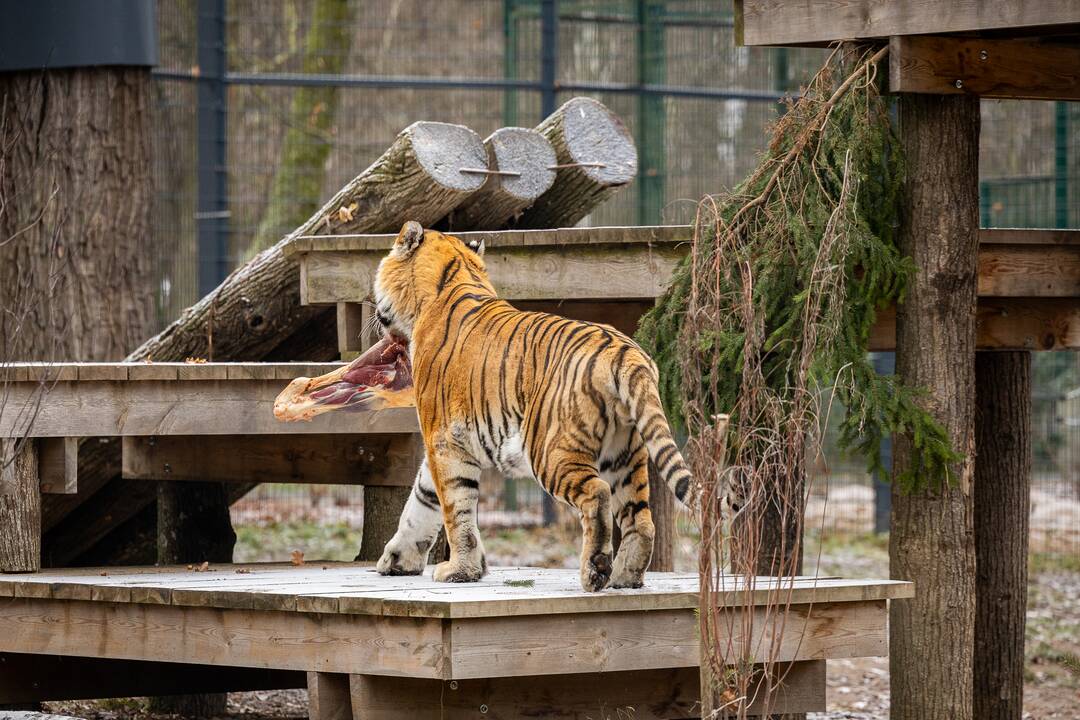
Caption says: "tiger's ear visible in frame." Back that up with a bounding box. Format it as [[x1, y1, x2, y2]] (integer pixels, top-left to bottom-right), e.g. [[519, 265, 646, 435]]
[[463, 236, 485, 257], [395, 221, 425, 255]]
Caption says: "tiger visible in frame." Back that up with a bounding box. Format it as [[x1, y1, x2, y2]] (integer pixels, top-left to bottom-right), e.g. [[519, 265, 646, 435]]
[[372, 221, 692, 591]]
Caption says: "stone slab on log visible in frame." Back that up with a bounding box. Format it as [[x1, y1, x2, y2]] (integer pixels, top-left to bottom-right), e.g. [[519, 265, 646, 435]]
[[515, 97, 638, 229], [447, 127, 556, 231]]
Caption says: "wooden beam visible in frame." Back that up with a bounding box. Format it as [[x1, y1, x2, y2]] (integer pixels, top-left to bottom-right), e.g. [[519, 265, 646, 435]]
[[735, 1, 1080, 47], [0, 379, 419, 438], [0, 597, 449, 678], [0, 653, 303, 703], [336, 302, 374, 358], [122, 434, 421, 487], [348, 661, 826, 718], [870, 299, 1080, 351], [38, 437, 78, 494], [890, 36, 1080, 101]]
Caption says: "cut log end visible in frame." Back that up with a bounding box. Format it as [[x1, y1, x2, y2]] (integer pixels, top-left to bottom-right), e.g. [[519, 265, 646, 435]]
[[408, 121, 488, 193], [487, 127, 557, 200], [447, 127, 557, 231], [559, 96, 637, 186]]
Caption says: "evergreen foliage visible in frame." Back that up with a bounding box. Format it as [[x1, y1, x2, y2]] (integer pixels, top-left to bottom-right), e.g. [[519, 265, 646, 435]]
[[636, 47, 960, 492]]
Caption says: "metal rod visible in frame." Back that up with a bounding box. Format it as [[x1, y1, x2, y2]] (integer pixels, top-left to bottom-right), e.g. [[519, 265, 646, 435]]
[[196, 0, 229, 297], [459, 168, 522, 177], [547, 162, 607, 170]]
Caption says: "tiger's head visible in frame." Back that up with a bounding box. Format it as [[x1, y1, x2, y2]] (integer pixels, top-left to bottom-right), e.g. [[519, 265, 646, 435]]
[[373, 220, 488, 342]]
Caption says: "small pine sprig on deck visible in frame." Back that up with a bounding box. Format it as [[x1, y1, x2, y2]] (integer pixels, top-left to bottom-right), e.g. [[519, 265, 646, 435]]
[[636, 45, 960, 494]]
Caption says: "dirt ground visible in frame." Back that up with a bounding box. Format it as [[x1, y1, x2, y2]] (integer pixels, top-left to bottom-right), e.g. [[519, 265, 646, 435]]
[[42, 499, 1080, 720]]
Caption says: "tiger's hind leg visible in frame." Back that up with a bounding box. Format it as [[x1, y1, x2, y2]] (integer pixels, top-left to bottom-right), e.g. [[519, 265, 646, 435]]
[[608, 432, 655, 589], [543, 446, 613, 592], [428, 449, 488, 584], [375, 458, 443, 575]]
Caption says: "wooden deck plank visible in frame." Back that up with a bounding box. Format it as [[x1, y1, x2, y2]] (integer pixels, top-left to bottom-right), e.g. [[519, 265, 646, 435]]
[[0, 565, 912, 619]]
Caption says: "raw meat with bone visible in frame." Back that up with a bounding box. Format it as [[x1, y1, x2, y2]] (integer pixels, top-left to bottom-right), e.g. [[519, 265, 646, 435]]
[[274, 335, 415, 421]]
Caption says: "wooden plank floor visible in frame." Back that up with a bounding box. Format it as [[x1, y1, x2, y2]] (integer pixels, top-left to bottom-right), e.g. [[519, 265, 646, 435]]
[[0, 564, 912, 619]]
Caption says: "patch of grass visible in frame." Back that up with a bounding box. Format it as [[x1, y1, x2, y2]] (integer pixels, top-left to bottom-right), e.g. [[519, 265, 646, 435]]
[[234, 521, 362, 563], [1031, 552, 1080, 575], [504, 578, 535, 588]]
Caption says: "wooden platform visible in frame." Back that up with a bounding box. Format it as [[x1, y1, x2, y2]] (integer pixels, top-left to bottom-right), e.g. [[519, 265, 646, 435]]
[[0, 564, 912, 718], [286, 225, 1080, 352]]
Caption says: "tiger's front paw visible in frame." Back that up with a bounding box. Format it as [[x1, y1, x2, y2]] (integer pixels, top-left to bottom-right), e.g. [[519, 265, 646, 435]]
[[375, 536, 426, 576], [432, 559, 484, 583], [580, 551, 612, 592]]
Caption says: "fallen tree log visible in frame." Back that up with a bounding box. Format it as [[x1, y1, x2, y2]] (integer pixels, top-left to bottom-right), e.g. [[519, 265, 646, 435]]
[[447, 127, 556, 231], [47, 122, 488, 567], [130, 121, 487, 363], [515, 97, 638, 229]]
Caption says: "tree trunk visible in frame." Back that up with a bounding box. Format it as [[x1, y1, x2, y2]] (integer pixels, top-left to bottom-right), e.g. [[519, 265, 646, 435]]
[[516, 97, 638, 229], [354, 486, 411, 562], [647, 462, 674, 572], [148, 480, 238, 717], [251, 0, 356, 254], [447, 127, 556, 231], [890, 93, 980, 720], [0, 68, 156, 362], [0, 67, 155, 577], [131, 120, 485, 364], [974, 351, 1030, 720], [0, 441, 41, 573]]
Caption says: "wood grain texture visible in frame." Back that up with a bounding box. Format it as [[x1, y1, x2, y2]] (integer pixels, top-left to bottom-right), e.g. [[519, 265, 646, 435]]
[[736, 0, 1080, 47], [0, 564, 912, 620], [869, 299, 1080, 351], [448, 601, 886, 679], [308, 672, 353, 720], [0, 653, 303, 703], [0, 440, 40, 572], [38, 437, 78, 494], [974, 352, 1030, 720], [349, 663, 826, 718], [0, 597, 448, 678], [0, 380, 419, 438], [890, 35, 1080, 101], [977, 244, 1080, 296], [122, 434, 421, 486], [890, 91, 979, 720]]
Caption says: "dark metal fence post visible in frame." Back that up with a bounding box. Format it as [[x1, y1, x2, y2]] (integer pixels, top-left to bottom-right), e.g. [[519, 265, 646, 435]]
[[872, 352, 895, 534], [196, 0, 229, 298], [540, 0, 559, 527], [1055, 101, 1069, 229], [636, 0, 666, 225]]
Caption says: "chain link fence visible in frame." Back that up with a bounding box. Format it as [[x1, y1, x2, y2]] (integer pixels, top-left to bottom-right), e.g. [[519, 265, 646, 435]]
[[149, 1, 1078, 561]]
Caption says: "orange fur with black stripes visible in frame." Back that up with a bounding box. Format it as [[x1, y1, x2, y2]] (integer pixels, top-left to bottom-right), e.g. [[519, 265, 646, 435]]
[[373, 221, 691, 591]]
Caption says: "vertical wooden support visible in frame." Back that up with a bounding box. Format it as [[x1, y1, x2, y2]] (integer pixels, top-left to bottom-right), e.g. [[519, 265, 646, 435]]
[[890, 93, 980, 720], [336, 302, 373, 359], [974, 351, 1030, 720], [0, 440, 41, 573], [647, 462, 674, 571], [354, 435, 425, 562], [308, 672, 352, 720], [38, 437, 78, 494]]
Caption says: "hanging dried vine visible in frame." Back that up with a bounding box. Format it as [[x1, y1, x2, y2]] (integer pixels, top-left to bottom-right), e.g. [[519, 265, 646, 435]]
[[636, 45, 961, 717]]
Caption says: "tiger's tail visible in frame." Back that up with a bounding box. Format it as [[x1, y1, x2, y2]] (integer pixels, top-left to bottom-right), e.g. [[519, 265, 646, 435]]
[[619, 359, 693, 505]]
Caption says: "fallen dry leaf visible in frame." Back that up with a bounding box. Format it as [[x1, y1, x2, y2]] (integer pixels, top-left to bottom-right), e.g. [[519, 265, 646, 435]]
[[185, 357, 208, 364], [291, 550, 305, 566]]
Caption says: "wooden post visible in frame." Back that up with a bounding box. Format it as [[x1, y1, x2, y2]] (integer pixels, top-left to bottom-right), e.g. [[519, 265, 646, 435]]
[[890, 93, 980, 720], [149, 479, 237, 717], [308, 672, 352, 720], [0, 440, 41, 573], [974, 351, 1030, 720], [647, 462, 674, 572]]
